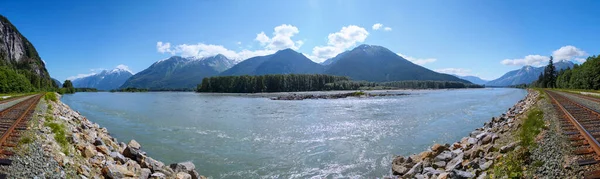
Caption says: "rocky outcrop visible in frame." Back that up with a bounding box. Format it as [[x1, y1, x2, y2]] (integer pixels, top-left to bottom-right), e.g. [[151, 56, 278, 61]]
[[0, 15, 53, 89], [39, 94, 206, 178], [392, 89, 539, 178]]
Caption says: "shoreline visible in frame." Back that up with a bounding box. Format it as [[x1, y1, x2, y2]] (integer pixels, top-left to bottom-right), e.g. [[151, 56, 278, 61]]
[[0, 93, 204, 179], [390, 89, 539, 178]]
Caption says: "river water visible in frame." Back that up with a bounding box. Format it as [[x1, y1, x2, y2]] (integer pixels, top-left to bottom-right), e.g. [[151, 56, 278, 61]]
[[61, 88, 526, 178]]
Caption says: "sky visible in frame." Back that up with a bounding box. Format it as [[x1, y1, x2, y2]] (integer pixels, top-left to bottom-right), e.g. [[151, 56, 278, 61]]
[[1, 0, 599, 82]]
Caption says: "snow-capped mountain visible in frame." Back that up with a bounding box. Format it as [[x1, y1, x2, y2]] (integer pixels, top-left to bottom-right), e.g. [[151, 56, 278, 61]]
[[71, 66, 134, 90], [120, 55, 237, 90], [486, 61, 574, 86]]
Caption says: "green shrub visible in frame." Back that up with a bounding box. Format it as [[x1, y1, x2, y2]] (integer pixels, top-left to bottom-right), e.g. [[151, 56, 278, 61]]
[[44, 122, 69, 154], [520, 108, 545, 147], [44, 92, 57, 102]]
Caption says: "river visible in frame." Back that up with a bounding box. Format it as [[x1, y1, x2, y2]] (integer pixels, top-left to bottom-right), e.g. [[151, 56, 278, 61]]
[[60, 88, 526, 178]]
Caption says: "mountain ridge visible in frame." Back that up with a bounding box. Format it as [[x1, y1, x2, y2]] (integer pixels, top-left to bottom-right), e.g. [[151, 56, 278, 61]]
[[486, 61, 574, 86]]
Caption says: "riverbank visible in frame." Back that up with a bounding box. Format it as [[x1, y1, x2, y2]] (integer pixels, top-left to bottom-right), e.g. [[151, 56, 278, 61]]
[[391, 89, 542, 178], [0, 93, 204, 178]]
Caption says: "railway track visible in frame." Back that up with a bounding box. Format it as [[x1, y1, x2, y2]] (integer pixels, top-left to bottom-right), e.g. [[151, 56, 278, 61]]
[[0, 95, 31, 105], [0, 94, 42, 178], [546, 90, 600, 178], [569, 91, 600, 104]]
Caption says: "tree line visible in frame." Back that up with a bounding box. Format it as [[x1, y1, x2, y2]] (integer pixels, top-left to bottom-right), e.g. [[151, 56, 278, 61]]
[[197, 74, 352, 93], [197, 74, 482, 93], [532, 55, 600, 90]]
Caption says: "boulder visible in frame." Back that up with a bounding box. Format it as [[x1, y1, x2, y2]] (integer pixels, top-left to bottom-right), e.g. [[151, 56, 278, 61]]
[[150, 172, 166, 179], [419, 151, 434, 161], [94, 138, 105, 146], [423, 167, 441, 175], [128, 140, 141, 150], [140, 168, 152, 179], [170, 161, 195, 173], [142, 157, 164, 170], [454, 170, 474, 178], [500, 142, 517, 153], [480, 160, 493, 170], [176, 172, 192, 179], [102, 163, 135, 179], [403, 161, 423, 177], [431, 144, 447, 153], [110, 152, 128, 164], [434, 151, 453, 162], [125, 159, 142, 177], [445, 153, 463, 171], [96, 145, 111, 155], [122, 146, 144, 162], [433, 161, 446, 168], [437, 172, 449, 179], [82, 145, 98, 158]]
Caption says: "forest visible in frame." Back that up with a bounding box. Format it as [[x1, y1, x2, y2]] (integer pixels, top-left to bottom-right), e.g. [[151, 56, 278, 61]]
[[532, 55, 600, 90], [197, 74, 482, 93]]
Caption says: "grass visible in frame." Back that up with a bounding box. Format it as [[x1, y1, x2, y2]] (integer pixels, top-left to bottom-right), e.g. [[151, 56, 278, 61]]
[[44, 92, 58, 102], [44, 121, 69, 155], [492, 106, 545, 178], [520, 108, 545, 147]]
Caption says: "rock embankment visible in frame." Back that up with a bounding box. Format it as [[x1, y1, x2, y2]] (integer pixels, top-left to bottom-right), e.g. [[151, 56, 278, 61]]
[[24, 94, 205, 179], [391, 90, 539, 178]]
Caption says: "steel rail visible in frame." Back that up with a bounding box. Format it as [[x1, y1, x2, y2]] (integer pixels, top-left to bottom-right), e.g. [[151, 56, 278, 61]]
[[0, 94, 41, 147], [546, 90, 600, 158]]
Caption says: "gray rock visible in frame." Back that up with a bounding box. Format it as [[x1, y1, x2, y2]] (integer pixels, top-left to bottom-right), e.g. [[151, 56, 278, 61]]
[[467, 138, 478, 145], [435, 151, 453, 162], [470, 131, 483, 138], [445, 153, 463, 171], [110, 152, 127, 164], [433, 161, 446, 168], [150, 172, 166, 179], [454, 170, 475, 178], [142, 157, 165, 172], [128, 139, 141, 150], [169, 161, 195, 173], [122, 146, 144, 162], [423, 167, 441, 175], [140, 168, 151, 179], [480, 160, 493, 170], [500, 142, 517, 153], [477, 172, 487, 179], [404, 161, 423, 177]]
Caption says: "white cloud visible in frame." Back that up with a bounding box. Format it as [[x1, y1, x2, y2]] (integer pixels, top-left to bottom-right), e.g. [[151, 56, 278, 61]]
[[501, 55, 549, 67], [552, 45, 587, 61], [372, 23, 383, 30], [501, 45, 588, 67], [157, 42, 172, 54], [157, 24, 371, 63], [114, 64, 133, 74], [254, 24, 302, 50], [67, 73, 96, 81], [310, 25, 369, 62], [397, 53, 437, 65], [435, 68, 472, 76], [372, 23, 392, 31], [236, 41, 242, 45]]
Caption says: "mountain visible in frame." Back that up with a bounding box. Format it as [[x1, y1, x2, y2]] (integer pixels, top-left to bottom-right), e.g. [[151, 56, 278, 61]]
[[120, 54, 236, 90], [321, 51, 349, 66], [71, 67, 133, 90], [324, 44, 470, 83], [486, 61, 575, 86], [454, 75, 488, 85], [0, 15, 54, 90], [220, 49, 324, 76], [52, 78, 62, 88]]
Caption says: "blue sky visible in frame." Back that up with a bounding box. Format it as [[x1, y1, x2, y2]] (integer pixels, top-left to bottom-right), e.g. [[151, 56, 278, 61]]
[[1, 0, 599, 81]]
